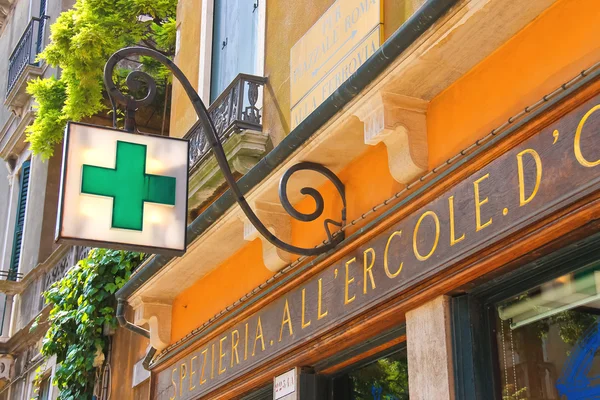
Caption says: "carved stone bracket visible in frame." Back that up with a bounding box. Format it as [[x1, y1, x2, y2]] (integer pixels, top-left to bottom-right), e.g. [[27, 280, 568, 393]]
[[354, 92, 428, 184], [0, 355, 13, 382], [131, 297, 172, 351], [242, 201, 293, 272]]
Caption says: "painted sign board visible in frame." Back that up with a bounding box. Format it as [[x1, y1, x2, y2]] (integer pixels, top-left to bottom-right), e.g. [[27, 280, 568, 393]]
[[56, 123, 189, 255], [290, 0, 382, 129], [154, 92, 600, 399]]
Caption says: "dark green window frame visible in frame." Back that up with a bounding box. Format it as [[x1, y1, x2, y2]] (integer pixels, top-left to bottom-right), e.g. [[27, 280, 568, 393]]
[[9, 159, 31, 281], [450, 231, 600, 400]]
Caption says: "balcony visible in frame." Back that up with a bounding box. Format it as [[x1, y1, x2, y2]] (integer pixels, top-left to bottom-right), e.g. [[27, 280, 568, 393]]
[[5, 17, 48, 109], [186, 73, 270, 211]]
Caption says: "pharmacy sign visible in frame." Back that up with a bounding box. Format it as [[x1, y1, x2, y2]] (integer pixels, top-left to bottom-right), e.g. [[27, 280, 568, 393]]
[[56, 123, 189, 255]]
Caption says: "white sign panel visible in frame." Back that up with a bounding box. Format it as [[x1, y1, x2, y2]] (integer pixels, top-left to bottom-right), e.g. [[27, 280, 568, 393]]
[[274, 369, 296, 400], [56, 122, 189, 255]]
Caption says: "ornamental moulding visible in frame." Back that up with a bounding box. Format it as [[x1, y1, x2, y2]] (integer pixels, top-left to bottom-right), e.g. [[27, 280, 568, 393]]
[[131, 297, 172, 352], [354, 92, 428, 184], [242, 201, 293, 272]]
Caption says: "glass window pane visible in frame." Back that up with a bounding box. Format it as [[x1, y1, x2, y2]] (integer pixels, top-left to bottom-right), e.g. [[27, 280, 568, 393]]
[[333, 348, 409, 400], [495, 263, 600, 399]]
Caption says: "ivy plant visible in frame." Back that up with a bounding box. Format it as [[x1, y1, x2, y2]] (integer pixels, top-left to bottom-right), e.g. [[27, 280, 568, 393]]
[[33, 249, 143, 399], [26, 0, 177, 159]]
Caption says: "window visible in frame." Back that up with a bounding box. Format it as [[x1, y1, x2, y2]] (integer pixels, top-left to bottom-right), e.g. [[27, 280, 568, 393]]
[[241, 384, 273, 400], [494, 263, 600, 399], [9, 160, 31, 281], [209, 0, 260, 102], [331, 348, 409, 400], [37, 375, 51, 400], [37, 0, 48, 55], [453, 236, 600, 399]]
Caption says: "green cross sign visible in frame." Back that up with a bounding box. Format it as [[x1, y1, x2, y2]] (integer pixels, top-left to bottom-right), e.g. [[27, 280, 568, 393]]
[[81, 141, 176, 231]]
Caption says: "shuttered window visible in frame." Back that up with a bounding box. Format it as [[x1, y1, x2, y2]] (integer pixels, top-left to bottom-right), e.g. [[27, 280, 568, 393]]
[[36, 0, 48, 57], [210, 0, 259, 102], [9, 160, 30, 281]]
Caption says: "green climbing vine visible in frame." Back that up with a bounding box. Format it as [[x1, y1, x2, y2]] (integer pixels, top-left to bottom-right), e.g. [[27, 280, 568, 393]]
[[26, 0, 177, 159], [33, 249, 143, 399]]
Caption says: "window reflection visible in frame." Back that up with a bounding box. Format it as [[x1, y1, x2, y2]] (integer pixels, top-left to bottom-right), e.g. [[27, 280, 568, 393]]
[[495, 264, 600, 399], [334, 349, 409, 400]]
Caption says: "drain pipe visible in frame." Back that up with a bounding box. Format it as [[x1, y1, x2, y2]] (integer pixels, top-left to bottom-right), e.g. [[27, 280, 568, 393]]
[[142, 347, 158, 370], [116, 299, 151, 339], [116, 299, 157, 370]]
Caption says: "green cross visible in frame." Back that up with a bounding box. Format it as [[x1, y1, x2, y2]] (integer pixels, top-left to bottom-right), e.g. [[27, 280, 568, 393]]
[[81, 141, 176, 231]]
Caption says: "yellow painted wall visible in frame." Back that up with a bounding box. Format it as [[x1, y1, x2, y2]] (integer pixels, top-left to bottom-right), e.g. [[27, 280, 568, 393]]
[[171, 239, 273, 341], [169, 0, 600, 344], [169, 0, 201, 138], [428, 0, 600, 168]]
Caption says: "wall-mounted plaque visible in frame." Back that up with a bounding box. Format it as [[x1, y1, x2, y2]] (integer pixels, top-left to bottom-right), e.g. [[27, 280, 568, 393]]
[[290, 0, 383, 129]]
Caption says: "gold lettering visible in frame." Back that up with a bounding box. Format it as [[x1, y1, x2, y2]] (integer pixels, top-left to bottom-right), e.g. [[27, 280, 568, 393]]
[[516, 149, 542, 206], [231, 330, 240, 368], [179, 362, 187, 397], [384, 231, 403, 278], [473, 174, 492, 231], [448, 196, 465, 245], [253, 316, 265, 356], [363, 248, 376, 294], [279, 299, 294, 341], [575, 105, 600, 167], [345, 258, 357, 305], [218, 336, 227, 375], [211, 343, 215, 379], [244, 323, 249, 361], [413, 211, 440, 261], [170, 368, 177, 400], [199, 349, 208, 385], [189, 356, 197, 391], [301, 288, 311, 329], [318, 278, 328, 320]]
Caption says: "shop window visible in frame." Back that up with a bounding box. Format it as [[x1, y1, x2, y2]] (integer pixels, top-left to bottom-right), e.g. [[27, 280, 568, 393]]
[[241, 384, 273, 400], [331, 348, 409, 400], [452, 236, 600, 400], [494, 264, 600, 399]]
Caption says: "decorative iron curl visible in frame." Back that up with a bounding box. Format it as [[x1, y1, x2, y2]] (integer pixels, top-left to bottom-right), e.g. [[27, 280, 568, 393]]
[[103, 46, 346, 256]]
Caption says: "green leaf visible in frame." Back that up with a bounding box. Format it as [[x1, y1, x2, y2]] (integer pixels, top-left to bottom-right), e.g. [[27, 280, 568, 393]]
[[39, 249, 143, 399]]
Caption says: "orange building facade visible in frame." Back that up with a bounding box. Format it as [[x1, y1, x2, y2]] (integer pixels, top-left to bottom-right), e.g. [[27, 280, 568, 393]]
[[111, 0, 600, 398]]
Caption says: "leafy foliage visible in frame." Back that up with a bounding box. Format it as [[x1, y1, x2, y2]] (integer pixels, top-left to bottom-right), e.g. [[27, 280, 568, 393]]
[[26, 0, 177, 158], [35, 249, 143, 399]]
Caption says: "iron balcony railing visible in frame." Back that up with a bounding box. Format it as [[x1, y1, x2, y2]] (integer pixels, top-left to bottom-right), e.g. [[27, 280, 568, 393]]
[[6, 16, 48, 97], [186, 73, 267, 170], [0, 270, 23, 282]]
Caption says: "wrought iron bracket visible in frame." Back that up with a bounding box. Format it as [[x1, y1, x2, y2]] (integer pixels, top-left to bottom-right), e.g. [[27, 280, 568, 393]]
[[103, 46, 346, 256]]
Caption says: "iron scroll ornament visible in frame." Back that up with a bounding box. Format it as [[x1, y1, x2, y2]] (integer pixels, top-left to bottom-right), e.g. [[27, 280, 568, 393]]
[[103, 46, 346, 256]]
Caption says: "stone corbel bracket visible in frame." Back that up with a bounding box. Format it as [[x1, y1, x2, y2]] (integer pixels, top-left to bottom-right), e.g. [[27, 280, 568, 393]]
[[354, 92, 428, 184], [131, 297, 172, 352], [242, 201, 293, 272], [0, 354, 13, 382]]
